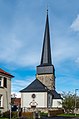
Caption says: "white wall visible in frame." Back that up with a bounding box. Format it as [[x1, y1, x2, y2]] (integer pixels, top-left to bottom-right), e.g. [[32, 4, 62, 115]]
[[0, 76, 11, 113], [21, 92, 47, 108], [52, 99, 62, 108]]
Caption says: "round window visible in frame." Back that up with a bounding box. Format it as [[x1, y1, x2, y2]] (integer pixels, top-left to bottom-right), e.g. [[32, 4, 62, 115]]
[[32, 94, 36, 98]]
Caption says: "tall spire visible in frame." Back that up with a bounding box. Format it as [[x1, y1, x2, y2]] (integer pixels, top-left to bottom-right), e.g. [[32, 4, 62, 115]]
[[40, 10, 52, 65], [37, 10, 54, 75]]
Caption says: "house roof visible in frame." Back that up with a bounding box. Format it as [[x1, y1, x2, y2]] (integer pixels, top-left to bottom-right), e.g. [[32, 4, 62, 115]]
[[0, 68, 14, 78], [20, 79, 50, 92], [52, 90, 62, 99]]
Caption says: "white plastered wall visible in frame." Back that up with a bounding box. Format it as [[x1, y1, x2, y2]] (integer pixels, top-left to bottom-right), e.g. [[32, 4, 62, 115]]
[[52, 99, 62, 108], [21, 92, 47, 108], [0, 76, 11, 113]]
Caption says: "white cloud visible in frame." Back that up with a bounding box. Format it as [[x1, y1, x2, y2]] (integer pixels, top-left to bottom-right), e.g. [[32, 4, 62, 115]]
[[70, 15, 79, 31], [11, 76, 35, 93], [75, 57, 79, 64], [52, 36, 79, 65], [0, 36, 22, 62], [0, 13, 41, 68], [0, 3, 79, 71]]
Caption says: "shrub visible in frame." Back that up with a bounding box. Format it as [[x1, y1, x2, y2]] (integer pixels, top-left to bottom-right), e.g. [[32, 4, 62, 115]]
[[3, 111, 10, 118], [40, 112, 48, 117], [2, 111, 18, 118], [11, 111, 18, 118]]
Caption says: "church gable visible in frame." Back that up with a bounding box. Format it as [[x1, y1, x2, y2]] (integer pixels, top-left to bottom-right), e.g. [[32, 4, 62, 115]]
[[20, 79, 53, 108]]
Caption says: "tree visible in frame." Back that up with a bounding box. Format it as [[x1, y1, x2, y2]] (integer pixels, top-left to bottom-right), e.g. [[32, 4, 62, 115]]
[[62, 92, 79, 113]]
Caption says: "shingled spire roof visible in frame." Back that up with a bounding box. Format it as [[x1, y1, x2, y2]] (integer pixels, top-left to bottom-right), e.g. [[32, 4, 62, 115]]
[[37, 10, 55, 74], [41, 10, 52, 65]]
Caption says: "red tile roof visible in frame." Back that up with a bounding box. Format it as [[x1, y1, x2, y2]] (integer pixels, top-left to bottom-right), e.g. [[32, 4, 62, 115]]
[[0, 68, 14, 77]]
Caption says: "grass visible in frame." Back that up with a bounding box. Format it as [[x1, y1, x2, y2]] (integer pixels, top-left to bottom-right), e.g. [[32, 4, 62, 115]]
[[0, 117, 16, 119], [58, 113, 79, 117], [0, 117, 18, 119], [0, 118, 9, 119]]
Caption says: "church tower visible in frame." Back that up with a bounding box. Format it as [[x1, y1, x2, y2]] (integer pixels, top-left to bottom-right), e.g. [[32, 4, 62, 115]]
[[36, 11, 55, 90]]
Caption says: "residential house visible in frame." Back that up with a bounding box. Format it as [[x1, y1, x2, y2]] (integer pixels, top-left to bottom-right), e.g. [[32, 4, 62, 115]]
[[0, 68, 14, 113]]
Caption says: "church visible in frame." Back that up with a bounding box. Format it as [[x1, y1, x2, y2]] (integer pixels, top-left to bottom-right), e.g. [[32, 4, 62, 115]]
[[20, 11, 62, 111]]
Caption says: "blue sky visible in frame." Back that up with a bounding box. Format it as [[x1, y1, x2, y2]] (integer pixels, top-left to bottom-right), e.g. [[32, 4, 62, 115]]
[[0, 0, 79, 97]]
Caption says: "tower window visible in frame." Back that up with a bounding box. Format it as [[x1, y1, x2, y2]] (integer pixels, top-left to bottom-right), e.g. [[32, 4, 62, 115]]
[[4, 77, 7, 88]]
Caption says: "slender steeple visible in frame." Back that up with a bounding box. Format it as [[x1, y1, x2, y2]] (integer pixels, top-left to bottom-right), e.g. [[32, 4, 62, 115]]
[[41, 10, 52, 65], [36, 10, 55, 90], [37, 10, 55, 75]]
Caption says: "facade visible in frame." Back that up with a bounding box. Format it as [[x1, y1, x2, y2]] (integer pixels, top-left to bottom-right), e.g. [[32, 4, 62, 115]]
[[20, 11, 62, 111], [20, 79, 53, 110], [0, 68, 14, 113]]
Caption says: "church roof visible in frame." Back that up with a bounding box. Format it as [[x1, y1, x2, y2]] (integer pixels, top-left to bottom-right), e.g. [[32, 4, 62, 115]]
[[20, 79, 50, 92], [52, 90, 62, 99], [20, 79, 62, 99], [40, 10, 52, 66]]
